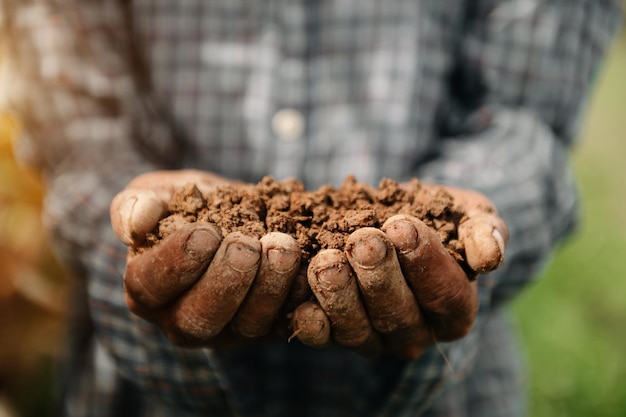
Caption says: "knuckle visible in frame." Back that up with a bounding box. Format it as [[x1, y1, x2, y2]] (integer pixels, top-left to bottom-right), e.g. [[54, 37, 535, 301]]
[[124, 270, 163, 309], [124, 294, 144, 317]]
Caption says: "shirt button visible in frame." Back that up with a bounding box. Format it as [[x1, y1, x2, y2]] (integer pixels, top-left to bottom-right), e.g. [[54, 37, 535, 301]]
[[272, 108, 305, 141]]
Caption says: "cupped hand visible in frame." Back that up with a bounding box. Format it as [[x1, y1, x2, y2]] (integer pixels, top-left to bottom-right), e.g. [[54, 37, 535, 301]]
[[290, 184, 508, 359], [110, 170, 302, 348]]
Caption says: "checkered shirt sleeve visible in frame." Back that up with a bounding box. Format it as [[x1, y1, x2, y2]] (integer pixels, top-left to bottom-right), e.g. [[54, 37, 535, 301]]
[[418, 0, 623, 309]]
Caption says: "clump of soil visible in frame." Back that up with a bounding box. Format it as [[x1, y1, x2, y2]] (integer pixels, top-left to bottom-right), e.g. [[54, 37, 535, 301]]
[[142, 176, 467, 266]]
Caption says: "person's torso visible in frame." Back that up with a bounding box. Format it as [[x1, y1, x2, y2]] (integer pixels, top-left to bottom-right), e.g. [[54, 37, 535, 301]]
[[132, 0, 463, 188]]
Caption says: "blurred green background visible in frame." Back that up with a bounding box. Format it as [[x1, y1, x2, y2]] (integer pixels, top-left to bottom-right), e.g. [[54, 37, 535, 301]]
[[511, 31, 626, 417], [0, 25, 624, 417]]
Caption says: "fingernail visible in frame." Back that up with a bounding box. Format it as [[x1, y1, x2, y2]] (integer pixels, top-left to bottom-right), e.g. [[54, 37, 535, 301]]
[[226, 241, 261, 272], [348, 236, 388, 269], [385, 220, 419, 253], [316, 264, 351, 290], [492, 229, 505, 260], [117, 190, 165, 245], [118, 196, 137, 244], [185, 228, 221, 259], [267, 248, 299, 273]]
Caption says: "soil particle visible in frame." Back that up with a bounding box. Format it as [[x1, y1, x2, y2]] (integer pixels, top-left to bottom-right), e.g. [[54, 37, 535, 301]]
[[142, 176, 468, 266]]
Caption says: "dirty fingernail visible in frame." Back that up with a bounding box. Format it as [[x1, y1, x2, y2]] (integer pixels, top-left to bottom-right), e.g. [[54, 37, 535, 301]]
[[226, 242, 261, 272], [385, 220, 419, 253], [118, 190, 165, 245], [316, 264, 351, 290], [118, 196, 137, 244], [492, 228, 505, 260], [185, 228, 221, 259], [267, 248, 299, 273], [348, 236, 388, 269]]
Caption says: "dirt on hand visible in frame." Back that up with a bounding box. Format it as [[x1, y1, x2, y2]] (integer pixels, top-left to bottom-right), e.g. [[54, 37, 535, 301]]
[[141, 175, 469, 270]]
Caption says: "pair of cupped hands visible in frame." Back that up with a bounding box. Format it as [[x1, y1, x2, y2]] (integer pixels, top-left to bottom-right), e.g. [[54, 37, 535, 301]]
[[110, 170, 508, 360]]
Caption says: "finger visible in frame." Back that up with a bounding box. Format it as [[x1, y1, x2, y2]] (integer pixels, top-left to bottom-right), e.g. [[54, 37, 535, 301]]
[[345, 228, 427, 358], [127, 296, 250, 350], [111, 188, 167, 246], [172, 232, 261, 341], [458, 214, 508, 273], [124, 291, 163, 323], [308, 249, 382, 357], [382, 215, 478, 341], [125, 223, 222, 310], [438, 185, 509, 273], [231, 232, 301, 339], [289, 301, 332, 349]]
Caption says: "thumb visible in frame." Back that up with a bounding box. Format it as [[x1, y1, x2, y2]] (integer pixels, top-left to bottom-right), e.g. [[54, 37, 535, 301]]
[[110, 188, 167, 246], [458, 214, 508, 274]]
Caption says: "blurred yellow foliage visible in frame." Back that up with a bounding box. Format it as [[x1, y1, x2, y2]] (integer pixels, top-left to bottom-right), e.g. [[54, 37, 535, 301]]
[[0, 113, 67, 415]]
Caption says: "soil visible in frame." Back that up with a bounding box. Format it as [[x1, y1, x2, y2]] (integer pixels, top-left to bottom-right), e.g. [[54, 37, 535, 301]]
[[142, 176, 468, 268]]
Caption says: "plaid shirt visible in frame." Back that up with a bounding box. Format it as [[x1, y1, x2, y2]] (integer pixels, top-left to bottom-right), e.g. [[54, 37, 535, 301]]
[[0, 1, 621, 416]]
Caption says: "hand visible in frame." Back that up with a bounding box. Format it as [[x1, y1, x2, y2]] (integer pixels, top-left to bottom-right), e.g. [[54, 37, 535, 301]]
[[290, 184, 508, 359], [110, 170, 302, 348]]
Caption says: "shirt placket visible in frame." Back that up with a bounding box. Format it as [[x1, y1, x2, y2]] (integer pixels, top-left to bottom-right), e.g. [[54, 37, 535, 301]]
[[268, 0, 309, 182]]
